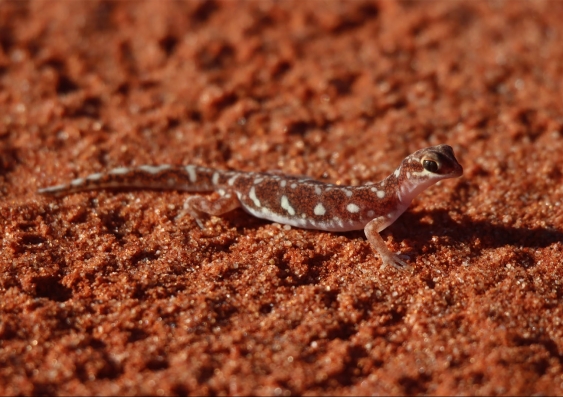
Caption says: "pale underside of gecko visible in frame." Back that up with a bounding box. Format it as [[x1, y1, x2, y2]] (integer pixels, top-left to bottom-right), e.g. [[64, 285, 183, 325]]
[[39, 144, 463, 270]]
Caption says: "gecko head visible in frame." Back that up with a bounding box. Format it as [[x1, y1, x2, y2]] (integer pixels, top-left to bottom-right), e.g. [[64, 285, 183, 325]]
[[396, 144, 463, 203]]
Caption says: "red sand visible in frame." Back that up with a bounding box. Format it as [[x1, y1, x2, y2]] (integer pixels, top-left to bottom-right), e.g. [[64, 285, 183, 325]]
[[1, 1, 563, 395]]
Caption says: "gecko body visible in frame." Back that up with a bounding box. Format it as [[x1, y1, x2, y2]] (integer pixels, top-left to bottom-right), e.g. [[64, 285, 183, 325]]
[[39, 144, 463, 270]]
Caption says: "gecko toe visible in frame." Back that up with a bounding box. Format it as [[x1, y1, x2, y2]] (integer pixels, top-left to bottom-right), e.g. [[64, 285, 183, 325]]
[[386, 254, 412, 271]]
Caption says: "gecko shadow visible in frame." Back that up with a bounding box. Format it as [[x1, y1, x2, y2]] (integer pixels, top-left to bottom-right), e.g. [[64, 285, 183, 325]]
[[215, 206, 561, 270], [387, 208, 563, 268]]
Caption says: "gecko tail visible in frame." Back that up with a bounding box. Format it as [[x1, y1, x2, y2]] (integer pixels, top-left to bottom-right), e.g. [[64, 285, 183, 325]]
[[37, 165, 231, 196]]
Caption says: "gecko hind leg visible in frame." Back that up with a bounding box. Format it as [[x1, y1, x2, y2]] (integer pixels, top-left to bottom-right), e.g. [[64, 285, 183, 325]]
[[178, 192, 241, 228]]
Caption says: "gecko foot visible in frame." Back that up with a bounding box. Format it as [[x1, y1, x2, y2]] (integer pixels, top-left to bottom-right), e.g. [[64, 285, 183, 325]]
[[178, 194, 242, 229], [176, 196, 209, 229], [380, 252, 412, 271]]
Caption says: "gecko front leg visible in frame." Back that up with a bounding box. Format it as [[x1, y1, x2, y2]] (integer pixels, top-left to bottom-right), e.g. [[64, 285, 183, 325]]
[[364, 218, 410, 270]]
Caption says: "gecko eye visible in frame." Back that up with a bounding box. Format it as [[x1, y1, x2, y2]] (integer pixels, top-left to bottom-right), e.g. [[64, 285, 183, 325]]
[[423, 159, 439, 173]]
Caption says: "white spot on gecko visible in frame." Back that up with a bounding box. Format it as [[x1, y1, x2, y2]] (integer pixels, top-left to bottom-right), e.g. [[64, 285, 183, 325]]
[[315, 186, 322, 195], [139, 165, 171, 174], [280, 195, 295, 216], [185, 165, 197, 182], [281, 180, 287, 188], [314, 203, 326, 216], [109, 167, 130, 175], [249, 186, 261, 207], [71, 178, 85, 187], [228, 174, 239, 186], [346, 203, 360, 213], [212, 172, 220, 185], [376, 190, 385, 199], [87, 173, 103, 181], [344, 189, 353, 197]]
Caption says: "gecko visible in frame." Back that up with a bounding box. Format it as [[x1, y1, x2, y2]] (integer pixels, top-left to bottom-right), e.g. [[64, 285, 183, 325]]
[[38, 144, 463, 270]]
